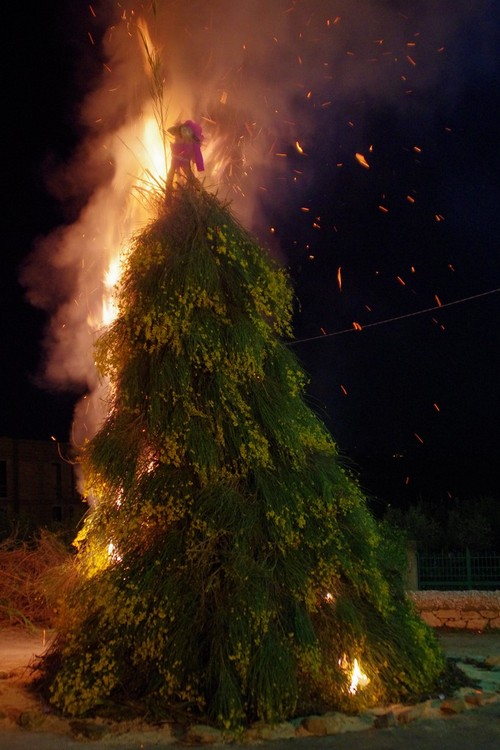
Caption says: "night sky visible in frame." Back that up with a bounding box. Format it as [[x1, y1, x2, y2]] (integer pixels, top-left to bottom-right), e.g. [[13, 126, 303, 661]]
[[3, 1, 499, 508]]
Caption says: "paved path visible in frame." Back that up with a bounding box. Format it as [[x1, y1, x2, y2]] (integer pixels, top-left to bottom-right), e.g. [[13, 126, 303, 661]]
[[0, 705, 499, 750]]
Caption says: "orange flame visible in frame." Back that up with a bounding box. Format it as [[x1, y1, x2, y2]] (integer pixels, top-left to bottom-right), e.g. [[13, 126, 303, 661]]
[[71, 13, 235, 450], [349, 658, 370, 694]]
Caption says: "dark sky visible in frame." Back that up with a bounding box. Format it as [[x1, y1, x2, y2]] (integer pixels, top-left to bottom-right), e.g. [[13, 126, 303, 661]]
[[2, 1, 500, 505]]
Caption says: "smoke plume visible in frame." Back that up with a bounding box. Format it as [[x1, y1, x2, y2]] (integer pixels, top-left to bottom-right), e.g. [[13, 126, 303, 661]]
[[20, 0, 493, 450]]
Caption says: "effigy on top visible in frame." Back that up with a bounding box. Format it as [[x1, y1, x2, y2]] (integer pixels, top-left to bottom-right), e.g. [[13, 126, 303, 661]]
[[166, 120, 204, 188]]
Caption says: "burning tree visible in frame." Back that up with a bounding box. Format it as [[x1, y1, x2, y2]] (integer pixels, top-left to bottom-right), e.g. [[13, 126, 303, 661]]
[[43, 183, 444, 726]]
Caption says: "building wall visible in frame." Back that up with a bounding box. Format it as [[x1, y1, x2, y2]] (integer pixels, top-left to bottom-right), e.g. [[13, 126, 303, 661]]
[[0, 437, 86, 526]]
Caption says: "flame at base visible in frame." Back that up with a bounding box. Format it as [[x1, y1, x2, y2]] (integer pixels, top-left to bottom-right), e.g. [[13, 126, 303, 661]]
[[349, 658, 370, 695], [339, 653, 370, 695]]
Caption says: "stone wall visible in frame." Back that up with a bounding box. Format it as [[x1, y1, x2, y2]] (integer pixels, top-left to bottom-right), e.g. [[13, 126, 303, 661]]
[[410, 590, 500, 630]]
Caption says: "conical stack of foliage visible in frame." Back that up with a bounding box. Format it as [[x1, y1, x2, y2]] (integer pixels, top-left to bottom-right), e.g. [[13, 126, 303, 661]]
[[44, 185, 444, 726]]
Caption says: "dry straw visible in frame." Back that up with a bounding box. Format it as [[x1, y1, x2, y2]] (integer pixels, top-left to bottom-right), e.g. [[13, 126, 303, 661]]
[[0, 530, 72, 629]]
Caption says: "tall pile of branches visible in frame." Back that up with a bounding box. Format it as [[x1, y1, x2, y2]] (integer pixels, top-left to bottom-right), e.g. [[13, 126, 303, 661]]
[[42, 185, 444, 726]]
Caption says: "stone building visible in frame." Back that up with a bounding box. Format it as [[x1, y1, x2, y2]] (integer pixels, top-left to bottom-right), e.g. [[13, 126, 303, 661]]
[[0, 436, 85, 527]]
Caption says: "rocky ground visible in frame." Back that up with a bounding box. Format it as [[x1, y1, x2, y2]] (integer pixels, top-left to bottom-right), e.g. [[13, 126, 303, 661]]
[[0, 627, 499, 748]]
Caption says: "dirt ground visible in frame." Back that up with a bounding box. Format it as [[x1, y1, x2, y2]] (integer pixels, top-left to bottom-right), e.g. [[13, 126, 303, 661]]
[[0, 627, 500, 749]]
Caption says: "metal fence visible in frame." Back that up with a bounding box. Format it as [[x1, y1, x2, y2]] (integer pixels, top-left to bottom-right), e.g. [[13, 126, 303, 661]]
[[417, 549, 500, 590]]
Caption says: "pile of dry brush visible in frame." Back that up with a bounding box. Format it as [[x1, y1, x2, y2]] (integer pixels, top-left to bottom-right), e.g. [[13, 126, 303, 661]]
[[0, 530, 73, 629]]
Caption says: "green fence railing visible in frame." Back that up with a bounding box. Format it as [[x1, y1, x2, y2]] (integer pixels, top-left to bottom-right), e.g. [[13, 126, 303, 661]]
[[417, 549, 500, 590]]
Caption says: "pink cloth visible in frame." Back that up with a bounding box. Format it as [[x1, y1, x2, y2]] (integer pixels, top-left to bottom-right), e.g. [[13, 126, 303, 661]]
[[170, 121, 205, 173]]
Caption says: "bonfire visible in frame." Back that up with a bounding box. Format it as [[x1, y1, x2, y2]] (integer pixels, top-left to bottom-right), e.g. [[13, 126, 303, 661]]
[[38, 181, 445, 727]]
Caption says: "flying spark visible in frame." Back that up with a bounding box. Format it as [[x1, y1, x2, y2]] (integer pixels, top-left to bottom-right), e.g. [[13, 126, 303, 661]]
[[355, 152, 370, 169]]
